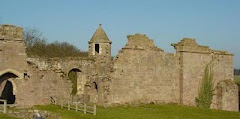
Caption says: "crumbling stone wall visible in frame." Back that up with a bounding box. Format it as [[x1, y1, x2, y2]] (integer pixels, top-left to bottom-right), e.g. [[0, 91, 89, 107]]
[[108, 34, 180, 105], [214, 80, 238, 111], [0, 25, 73, 107], [211, 54, 238, 111], [0, 24, 238, 112], [15, 64, 72, 107], [26, 55, 112, 105], [27, 57, 93, 97], [172, 38, 213, 106], [106, 35, 237, 111], [172, 38, 238, 111], [0, 25, 28, 77], [89, 56, 113, 105]]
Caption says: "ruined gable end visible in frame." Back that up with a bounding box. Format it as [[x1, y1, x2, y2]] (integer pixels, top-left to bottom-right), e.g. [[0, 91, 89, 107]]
[[124, 34, 163, 51], [171, 38, 211, 53]]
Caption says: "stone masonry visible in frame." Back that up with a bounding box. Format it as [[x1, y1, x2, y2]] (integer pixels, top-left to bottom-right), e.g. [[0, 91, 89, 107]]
[[0, 24, 238, 111]]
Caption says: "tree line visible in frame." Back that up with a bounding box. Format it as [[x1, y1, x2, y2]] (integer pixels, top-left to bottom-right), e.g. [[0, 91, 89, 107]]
[[234, 69, 240, 76], [23, 27, 88, 58]]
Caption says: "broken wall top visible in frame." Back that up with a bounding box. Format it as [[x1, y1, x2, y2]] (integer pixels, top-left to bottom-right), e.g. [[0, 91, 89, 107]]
[[123, 33, 163, 51], [0, 24, 23, 40], [171, 38, 233, 55]]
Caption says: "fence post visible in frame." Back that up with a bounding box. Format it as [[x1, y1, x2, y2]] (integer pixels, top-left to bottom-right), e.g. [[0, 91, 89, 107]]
[[68, 100, 70, 110], [94, 103, 96, 116], [75, 103, 78, 111], [3, 100, 7, 113], [84, 103, 86, 114], [61, 98, 63, 108], [55, 97, 57, 105]]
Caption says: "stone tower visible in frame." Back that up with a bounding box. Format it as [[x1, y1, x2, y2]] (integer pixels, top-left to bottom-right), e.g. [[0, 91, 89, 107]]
[[88, 24, 111, 59], [88, 24, 112, 105], [0, 24, 28, 77], [0, 24, 29, 105]]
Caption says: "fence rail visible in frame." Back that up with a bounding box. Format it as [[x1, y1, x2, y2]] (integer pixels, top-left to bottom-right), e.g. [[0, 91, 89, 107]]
[[50, 97, 96, 115]]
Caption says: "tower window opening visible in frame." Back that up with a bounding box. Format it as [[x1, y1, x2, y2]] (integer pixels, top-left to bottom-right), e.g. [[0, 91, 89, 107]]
[[95, 44, 100, 53]]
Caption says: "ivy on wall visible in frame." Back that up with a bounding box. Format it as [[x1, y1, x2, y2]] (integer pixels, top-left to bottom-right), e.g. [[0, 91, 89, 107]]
[[196, 64, 214, 108]]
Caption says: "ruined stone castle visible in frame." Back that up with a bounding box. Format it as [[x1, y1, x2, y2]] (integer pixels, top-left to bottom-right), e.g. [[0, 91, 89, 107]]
[[0, 24, 238, 111]]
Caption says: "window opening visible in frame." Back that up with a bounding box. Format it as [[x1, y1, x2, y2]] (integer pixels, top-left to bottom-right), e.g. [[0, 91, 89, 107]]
[[95, 44, 100, 53]]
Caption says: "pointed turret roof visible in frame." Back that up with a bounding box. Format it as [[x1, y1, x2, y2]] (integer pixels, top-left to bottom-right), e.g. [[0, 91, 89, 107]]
[[90, 24, 111, 43]]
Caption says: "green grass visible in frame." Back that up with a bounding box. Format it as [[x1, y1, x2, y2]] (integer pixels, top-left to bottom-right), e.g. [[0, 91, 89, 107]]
[[235, 75, 240, 85], [35, 104, 240, 119], [0, 113, 18, 119]]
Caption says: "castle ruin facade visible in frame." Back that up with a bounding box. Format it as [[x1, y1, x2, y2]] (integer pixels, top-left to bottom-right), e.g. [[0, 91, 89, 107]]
[[0, 24, 238, 111]]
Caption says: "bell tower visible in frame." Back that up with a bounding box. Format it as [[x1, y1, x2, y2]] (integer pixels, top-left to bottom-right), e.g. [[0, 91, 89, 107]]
[[88, 24, 111, 59]]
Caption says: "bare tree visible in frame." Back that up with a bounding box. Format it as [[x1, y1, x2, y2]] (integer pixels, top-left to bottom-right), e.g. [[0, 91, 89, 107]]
[[23, 27, 88, 57], [23, 27, 47, 48], [23, 27, 47, 56]]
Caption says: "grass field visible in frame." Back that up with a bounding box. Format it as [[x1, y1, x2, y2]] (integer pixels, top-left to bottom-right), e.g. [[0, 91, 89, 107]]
[[0, 113, 18, 119], [235, 75, 240, 85], [35, 104, 240, 119]]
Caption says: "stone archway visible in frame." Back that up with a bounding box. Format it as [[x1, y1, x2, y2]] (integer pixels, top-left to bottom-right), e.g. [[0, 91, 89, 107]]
[[0, 72, 19, 104], [68, 68, 84, 95], [0, 69, 23, 79]]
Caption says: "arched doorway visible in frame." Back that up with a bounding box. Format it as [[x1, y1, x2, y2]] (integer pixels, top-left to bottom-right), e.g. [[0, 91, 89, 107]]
[[68, 68, 82, 96], [0, 72, 18, 104]]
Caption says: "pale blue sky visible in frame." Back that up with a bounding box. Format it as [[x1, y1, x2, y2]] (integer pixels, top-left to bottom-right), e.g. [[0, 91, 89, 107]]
[[0, 0, 239, 68]]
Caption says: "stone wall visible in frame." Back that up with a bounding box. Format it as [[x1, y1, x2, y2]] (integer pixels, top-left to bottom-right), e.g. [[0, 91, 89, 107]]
[[0, 24, 238, 112], [26, 56, 111, 105], [172, 38, 238, 111], [172, 38, 213, 106], [0, 25, 73, 107], [13, 61, 72, 107], [107, 36, 238, 111], [211, 53, 238, 111], [108, 34, 180, 105], [26, 57, 92, 99], [0, 25, 28, 77], [214, 80, 238, 111]]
